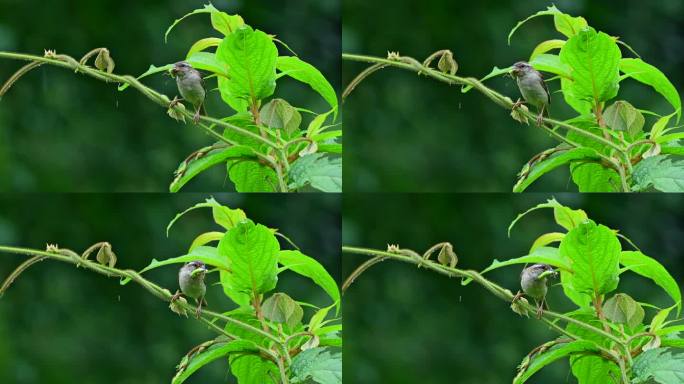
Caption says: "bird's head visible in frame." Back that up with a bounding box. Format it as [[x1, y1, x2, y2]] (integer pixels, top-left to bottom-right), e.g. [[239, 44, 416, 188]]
[[526, 264, 557, 280], [183, 261, 208, 279], [171, 61, 193, 78], [511, 61, 533, 77]]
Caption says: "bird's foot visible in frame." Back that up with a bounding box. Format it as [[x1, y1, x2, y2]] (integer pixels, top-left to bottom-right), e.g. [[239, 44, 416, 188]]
[[169, 96, 184, 109], [535, 300, 545, 319], [194, 296, 206, 319], [193, 110, 201, 124], [171, 290, 183, 302], [512, 290, 524, 303], [512, 98, 525, 110], [536, 112, 545, 127]]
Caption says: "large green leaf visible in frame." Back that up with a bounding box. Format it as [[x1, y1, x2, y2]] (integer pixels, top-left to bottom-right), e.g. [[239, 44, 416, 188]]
[[218, 220, 279, 296], [172, 340, 256, 384], [170, 146, 256, 193], [166, 197, 248, 235], [570, 162, 621, 192], [632, 348, 684, 384], [513, 147, 601, 192], [278, 250, 341, 313], [529, 54, 572, 79], [277, 56, 338, 119], [559, 28, 621, 105], [288, 154, 342, 192], [228, 160, 279, 192], [620, 58, 682, 122], [513, 340, 598, 384], [560, 221, 621, 298], [621, 251, 682, 315], [230, 354, 278, 384], [508, 198, 589, 236], [508, 5, 587, 44], [633, 155, 684, 192], [216, 26, 277, 112], [566, 314, 621, 383], [290, 348, 342, 384], [164, 4, 244, 42]]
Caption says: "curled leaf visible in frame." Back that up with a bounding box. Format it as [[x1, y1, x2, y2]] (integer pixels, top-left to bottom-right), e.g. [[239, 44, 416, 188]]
[[437, 50, 458, 75], [94, 48, 115, 73], [437, 243, 458, 268], [96, 242, 117, 268]]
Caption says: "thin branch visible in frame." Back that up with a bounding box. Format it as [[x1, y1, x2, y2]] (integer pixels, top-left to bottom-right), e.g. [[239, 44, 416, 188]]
[[341, 245, 625, 346], [342, 53, 627, 154]]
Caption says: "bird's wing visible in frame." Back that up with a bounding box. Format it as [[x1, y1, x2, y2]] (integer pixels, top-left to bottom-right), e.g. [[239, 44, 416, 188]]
[[540, 71, 551, 105]]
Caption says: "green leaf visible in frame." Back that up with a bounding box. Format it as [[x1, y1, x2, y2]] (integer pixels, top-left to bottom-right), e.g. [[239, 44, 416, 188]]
[[462, 247, 570, 286], [651, 111, 678, 141], [559, 28, 621, 105], [461, 66, 510, 93], [633, 155, 684, 192], [290, 348, 342, 384], [621, 251, 682, 315], [277, 56, 339, 120], [185, 51, 228, 78], [513, 147, 601, 192], [278, 250, 341, 313], [119, 246, 223, 285], [565, 313, 622, 382], [529, 39, 566, 61], [170, 146, 256, 193], [604, 100, 645, 137], [603, 293, 645, 328], [188, 231, 224, 252], [216, 26, 277, 112], [308, 303, 336, 333], [620, 58, 682, 122], [218, 220, 279, 296], [632, 348, 684, 384], [117, 63, 172, 91], [508, 198, 589, 236], [529, 232, 565, 253], [560, 221, 621, 298], [164, 4, 217, 43], [260, 98, 302, 135], [186, 37, 223, 59], [529, 54, 572, 79], [210, 11, 244, 36], [513, 340, 598, 384], [166, 197, 248, 235], [262, 292, 303, 329], [306, 110, 334, 138], [570, 162, 621, 192], [228, 160, 279, 192], [288, 154, 342, 192], [172, 340, 256, 384], [230, 354, 278, 384], [508, 5, 586, 44]]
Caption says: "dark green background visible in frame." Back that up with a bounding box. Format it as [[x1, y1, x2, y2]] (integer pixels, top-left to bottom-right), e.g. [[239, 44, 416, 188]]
[[343, 194, 684, 383], [342, 0, 684, 192], [0, 194, 341, 383], [0, 0, 340, 192]]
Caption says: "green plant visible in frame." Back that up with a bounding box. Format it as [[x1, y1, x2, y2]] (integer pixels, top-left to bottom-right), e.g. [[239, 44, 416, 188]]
[[0, 3, 341, 192], [0, 198, 342, 384], [343, 5, 682, 192], [343, 199, 683, 383]]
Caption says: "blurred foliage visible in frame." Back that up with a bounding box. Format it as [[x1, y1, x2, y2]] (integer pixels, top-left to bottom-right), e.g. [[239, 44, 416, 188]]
[[343, 194, 684, 383], [342, 0, 684, 192], [0, 0, 340, 192], [0, 193, 341, 383]]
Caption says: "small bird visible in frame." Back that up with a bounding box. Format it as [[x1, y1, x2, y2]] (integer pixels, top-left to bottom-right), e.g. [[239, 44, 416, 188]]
[[520, 263, 557, 318], [170, 61, 206, 124], [176, 261, 208, 318], [511, 61, 550, 126]]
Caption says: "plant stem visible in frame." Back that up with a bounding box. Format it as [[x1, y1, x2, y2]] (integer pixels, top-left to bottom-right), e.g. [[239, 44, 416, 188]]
[[341, 245, 626, 345]]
